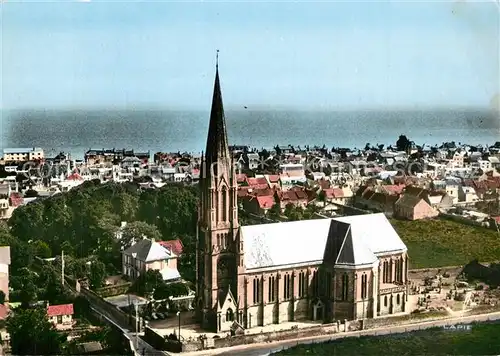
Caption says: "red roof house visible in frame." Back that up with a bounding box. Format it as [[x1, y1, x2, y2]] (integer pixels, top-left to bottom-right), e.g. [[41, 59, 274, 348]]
[[47, 303, 74, 317], [246, 177, 269, 190], [9, 192, 24, 207], [47, 303, 74, 330], [67, 173, 83, 181], [158, 239, 184, 256]]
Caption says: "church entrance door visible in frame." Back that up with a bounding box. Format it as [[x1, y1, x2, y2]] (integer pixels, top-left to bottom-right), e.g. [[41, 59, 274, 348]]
[[313, 300, 324, 321]]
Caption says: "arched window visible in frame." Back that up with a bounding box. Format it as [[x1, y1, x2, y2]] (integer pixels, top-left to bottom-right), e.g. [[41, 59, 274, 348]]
[[361, 274, 368, 299], [283, 274, 292, 300], [341, 273, 349, 301], [253, 277, 261, 304], [222, 188, 228, 222], [226, 308, 234, 322], [268, 276, 276, 302], [384, 295, 388, 307]]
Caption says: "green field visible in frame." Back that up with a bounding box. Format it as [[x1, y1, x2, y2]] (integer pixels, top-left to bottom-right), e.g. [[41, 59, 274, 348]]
[[272, 322, 500, 356], [390, 218, 500, 268]]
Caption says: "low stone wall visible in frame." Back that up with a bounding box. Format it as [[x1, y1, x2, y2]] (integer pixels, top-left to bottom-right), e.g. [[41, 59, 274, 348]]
[[439, 213, 488, 228], [214, 323, 343, 349], [363, 311, 448, 329]]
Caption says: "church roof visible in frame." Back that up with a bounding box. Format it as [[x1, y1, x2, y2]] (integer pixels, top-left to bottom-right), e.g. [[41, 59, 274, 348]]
[[241, 213, 406, 271], [333, 214, 407, 256], [332, 223, 378, 266]]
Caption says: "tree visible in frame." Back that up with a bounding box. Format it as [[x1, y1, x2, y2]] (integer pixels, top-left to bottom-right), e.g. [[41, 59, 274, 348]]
[[120, 221, 162, 250], [24, 189, 39, 198], [0, 290, 5, 304], [7, 306, 64, 355], [16, 268, 38, 307], [32, 240, 52, 259], [89, 260, 107, 289], [134, 269, 163, 297], [38, 267, 69, 305], [153, 282, 189, 300], [396, 135, 412, 153]]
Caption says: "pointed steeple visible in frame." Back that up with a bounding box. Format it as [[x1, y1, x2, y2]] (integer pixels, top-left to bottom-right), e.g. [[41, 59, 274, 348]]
[[205, 50, 230, 167]]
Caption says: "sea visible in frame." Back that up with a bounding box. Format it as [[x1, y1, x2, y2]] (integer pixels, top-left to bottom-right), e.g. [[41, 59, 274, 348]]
[[0, 108, 499, 160]]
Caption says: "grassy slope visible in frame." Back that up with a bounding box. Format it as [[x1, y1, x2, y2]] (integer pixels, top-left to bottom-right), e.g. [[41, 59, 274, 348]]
[[390, 218, 500, 268], [273, 322, 500, 356]]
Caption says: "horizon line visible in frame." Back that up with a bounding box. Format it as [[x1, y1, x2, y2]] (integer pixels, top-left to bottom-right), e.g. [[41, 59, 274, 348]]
[[1, 105, 496, 113]]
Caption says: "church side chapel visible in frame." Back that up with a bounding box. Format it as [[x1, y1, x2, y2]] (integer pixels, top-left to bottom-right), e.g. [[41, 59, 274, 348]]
[[195, 55, 411, 333]]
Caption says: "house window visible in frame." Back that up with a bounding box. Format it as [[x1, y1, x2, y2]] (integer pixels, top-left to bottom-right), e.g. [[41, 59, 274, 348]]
[[283, 273, 292, 300], [389, 259, 393, 282], [57, 315, 63, 324], [383, 261, 389, 283], [298, 271, 307, 298], [226, 308, 234, 322], [268, 276, 276, 303], [384, 295, 388, 307], [341, 273, 349, 301], [396, 294, 400, 305], [361, 274, 368, 299], [253, 277, 261, 304]]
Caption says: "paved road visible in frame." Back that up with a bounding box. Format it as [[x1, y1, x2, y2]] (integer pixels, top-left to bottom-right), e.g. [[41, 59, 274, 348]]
[[212, 311, 500, 356]]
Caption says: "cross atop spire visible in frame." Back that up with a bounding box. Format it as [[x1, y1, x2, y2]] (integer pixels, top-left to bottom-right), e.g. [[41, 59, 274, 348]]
[[204, 50, 230, 169]]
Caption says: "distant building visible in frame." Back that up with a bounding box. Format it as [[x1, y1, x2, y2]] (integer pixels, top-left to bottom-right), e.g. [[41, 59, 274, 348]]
[[2, 147, 44, 163], [394, 195, 439, 220], [84, 149, 150, 165], [122, 238, 181, 282]]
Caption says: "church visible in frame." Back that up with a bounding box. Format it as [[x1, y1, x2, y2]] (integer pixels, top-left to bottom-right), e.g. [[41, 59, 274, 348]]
[[195, 59, 410, 333]]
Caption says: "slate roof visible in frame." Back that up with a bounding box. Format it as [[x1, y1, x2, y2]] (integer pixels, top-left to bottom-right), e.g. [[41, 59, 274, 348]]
[[395, 194, 422, 209], [123, 238, 176, 262], [241, 213, 406, 270]]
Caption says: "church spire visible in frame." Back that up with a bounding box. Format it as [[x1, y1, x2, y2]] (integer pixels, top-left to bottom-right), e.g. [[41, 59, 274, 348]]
[[205, 50, 230, 167]]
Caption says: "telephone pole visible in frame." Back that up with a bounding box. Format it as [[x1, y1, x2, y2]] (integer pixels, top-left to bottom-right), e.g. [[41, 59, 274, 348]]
[[61, 250, 65, 286]]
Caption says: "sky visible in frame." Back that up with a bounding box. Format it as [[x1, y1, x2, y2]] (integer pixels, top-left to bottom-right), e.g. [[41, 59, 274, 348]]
[[1, 0, 499, 110]]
